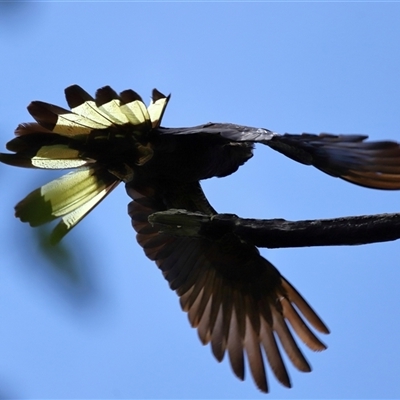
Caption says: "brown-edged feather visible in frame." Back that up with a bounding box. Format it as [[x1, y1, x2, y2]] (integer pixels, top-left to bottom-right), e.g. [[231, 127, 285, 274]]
[[127, 180, 329, 393]]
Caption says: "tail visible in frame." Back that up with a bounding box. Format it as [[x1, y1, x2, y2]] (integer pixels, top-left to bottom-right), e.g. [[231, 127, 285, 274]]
[[0, 85, 170, 242], [14, 166, 120, 244]]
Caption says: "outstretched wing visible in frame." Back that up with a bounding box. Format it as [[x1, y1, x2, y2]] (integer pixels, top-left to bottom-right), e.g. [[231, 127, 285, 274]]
[[127, 180, 329, 393], [159, 124, 400, 189], [266, 133, 400, 190]]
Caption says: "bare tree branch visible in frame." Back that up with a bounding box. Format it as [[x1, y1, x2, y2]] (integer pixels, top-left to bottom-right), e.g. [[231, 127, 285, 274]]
[[148, 209, 400, 248]]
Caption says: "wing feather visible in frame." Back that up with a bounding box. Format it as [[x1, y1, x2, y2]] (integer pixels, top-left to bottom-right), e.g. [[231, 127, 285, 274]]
[[244, 315, 268, 392], [260, 318, 291, 387], [210, 304, 226, 362], [227, 308, 245, 380]]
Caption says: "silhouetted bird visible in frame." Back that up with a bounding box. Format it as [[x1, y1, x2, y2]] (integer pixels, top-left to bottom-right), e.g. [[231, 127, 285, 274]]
[[2, 85, 400, 392]]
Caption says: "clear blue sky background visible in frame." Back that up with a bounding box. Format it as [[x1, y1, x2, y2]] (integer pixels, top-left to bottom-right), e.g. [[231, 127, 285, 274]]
[[1, 2, 400, 399]]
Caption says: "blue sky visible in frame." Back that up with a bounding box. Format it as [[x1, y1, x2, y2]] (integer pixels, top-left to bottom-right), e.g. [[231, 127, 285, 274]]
[[1, 2, 400, 399]]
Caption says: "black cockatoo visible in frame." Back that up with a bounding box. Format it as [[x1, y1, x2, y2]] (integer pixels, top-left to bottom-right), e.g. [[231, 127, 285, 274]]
[[2, 85, 400, 393]]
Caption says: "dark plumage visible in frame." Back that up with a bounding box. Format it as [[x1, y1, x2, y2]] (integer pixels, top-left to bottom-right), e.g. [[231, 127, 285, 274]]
[[127, 180, 329, 392], [2, 84, 400, 392]]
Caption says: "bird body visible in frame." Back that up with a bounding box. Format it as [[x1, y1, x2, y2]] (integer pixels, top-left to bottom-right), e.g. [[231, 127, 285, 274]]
[[2, 84, 400, 393]]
